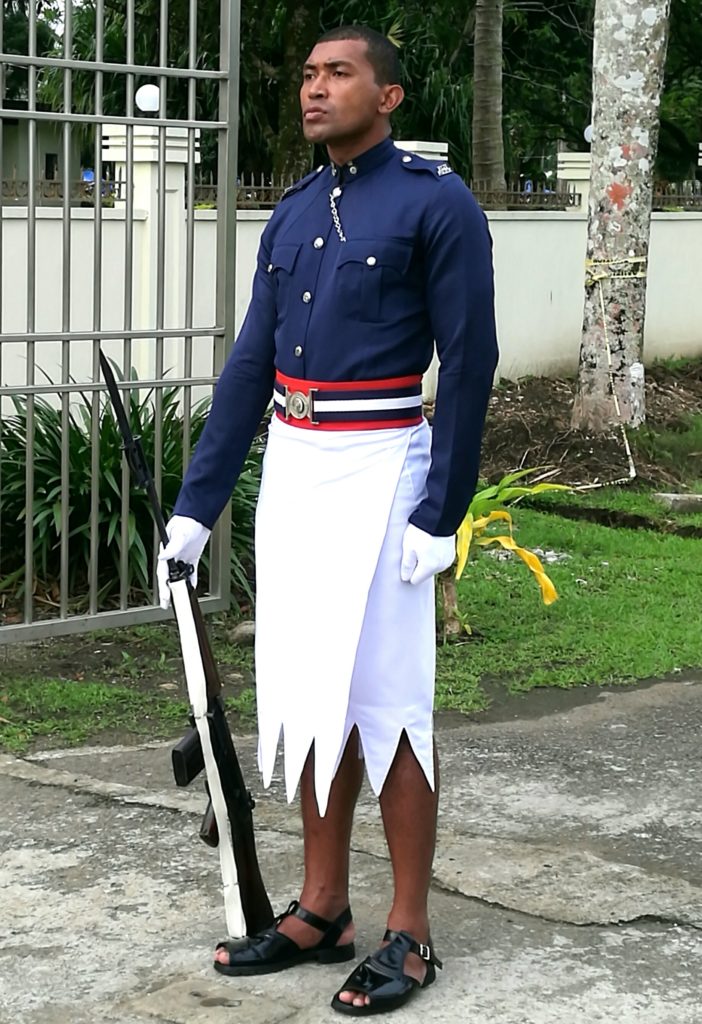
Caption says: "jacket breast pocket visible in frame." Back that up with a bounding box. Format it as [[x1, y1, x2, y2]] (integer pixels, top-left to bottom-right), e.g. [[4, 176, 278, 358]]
[[269, 243, 301, 311], [336, 239, 413, 323]]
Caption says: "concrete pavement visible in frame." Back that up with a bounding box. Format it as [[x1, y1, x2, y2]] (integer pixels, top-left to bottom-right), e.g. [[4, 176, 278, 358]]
[[1, 677, 701, 1024]]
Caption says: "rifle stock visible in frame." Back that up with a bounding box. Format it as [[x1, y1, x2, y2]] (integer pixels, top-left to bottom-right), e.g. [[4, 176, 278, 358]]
[[187, 589, 274, 933], [197, 787, 271, 934], [181, 590, 273, 934]]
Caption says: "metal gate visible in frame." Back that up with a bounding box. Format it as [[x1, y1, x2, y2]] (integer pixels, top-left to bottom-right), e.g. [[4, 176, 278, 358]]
[[0, 0, 240, 641]]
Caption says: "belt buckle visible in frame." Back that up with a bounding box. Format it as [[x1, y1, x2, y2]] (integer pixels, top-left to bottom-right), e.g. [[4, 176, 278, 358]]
[[285, 386, 318, 424]]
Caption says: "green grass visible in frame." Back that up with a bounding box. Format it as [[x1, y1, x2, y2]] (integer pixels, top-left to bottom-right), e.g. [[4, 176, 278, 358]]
[[436, 508, 702, 712], [649, 356, 702, 374], [0, 677, 190, 752], [0, 615, 259, 754], [633, 412, 702, 483], [0, 672, 258, 754]]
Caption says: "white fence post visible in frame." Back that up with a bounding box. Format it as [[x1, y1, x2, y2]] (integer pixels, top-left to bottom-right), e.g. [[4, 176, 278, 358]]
[[557, 151, 592, 211], [102, 125, 200, 378]]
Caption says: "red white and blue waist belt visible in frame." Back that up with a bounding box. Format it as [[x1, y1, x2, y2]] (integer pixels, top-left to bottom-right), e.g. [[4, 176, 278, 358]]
[[273, 371, 424, 430]]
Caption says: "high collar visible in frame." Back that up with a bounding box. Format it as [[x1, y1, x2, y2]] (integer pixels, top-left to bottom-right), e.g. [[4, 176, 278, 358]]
[[329, 136, 396, 181]]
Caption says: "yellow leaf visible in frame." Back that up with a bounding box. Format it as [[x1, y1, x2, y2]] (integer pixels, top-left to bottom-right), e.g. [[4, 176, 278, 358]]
[[456, 510, 516, 578], [478, 534, 559, 605], [455, 513, 474, 579], [473, 509, 513, 534]]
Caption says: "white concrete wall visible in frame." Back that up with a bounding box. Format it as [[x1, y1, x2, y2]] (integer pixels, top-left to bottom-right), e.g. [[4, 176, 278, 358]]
[[644, 213, 702, 365], [0, 207, 148, 395], [489, 211, 588, 379], [493, 209, 702, 378], [1, 205, 701, 395], [171, 209, 264, 395]]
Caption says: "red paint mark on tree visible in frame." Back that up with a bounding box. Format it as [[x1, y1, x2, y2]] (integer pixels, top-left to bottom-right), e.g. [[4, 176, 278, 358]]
[[607, 181, 632, 210]]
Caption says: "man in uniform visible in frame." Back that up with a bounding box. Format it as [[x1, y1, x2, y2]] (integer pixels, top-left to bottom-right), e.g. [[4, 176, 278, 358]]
[[158, 24, 498, 1016]]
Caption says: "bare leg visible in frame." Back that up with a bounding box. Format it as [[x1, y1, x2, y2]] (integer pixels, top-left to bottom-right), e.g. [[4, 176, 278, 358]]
[[214, 729, 363, 964], [338, 732, 439, 1007]]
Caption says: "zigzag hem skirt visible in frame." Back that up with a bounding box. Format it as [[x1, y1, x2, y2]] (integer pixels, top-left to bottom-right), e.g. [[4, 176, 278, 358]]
[[254, 414, 436, 816]]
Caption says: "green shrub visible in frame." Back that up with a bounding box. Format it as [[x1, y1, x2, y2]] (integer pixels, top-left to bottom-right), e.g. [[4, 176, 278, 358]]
[[0, 384, 261, 611]]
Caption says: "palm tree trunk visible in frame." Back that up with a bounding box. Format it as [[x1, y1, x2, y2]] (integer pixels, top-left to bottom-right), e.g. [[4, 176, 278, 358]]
[[572, 0, 671, 431], [472, 0, 505, 190]]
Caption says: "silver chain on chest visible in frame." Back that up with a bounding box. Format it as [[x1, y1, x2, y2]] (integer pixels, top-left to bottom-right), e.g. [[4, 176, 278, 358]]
[[329, 189, 347, 243]]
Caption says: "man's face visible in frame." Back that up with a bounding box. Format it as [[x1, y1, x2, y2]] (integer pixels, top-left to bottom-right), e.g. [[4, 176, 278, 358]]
[[300, 39, 392, 146]]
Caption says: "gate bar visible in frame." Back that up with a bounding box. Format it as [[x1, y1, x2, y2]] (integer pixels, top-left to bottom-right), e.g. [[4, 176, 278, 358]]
[[120, 0, 137, 609], [0, 53, 226, 80], [59, 1, 75, 619], [23, 0, 38, 624]]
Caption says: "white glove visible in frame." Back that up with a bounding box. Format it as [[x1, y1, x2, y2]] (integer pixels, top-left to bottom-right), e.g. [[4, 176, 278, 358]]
[[157, 515, 211, 609], [400, 524, 455, 586]]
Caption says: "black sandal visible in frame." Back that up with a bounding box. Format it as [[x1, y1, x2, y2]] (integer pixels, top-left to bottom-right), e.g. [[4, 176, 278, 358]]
[[331, 930, 442, 1016], [213, 899, 355, 977]]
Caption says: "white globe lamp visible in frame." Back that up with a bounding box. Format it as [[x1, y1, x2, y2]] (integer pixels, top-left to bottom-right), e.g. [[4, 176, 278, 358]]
[[135, 84, 160, 113]]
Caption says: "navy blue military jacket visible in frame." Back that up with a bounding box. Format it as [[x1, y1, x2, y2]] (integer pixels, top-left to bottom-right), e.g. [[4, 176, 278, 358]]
[[175, 136, 498, 536]]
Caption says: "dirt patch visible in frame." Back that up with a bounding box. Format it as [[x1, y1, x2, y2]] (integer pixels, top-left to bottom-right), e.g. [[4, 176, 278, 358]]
[[0, 620, 254, 707], [476, 361, 702, 488], [532, 501, 702, 537]]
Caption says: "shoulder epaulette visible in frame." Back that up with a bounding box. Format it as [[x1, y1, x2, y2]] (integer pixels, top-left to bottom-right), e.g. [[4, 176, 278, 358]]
[[280, 166, 325, 201], [398, 152, 454, 180]]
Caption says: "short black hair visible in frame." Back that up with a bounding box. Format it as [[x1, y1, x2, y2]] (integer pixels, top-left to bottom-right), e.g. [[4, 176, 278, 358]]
[[315, 25, 401, 86]]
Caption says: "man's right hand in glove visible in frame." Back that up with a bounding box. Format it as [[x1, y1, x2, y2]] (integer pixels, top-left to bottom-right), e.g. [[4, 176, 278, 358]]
[[157, 514, 212, 610]]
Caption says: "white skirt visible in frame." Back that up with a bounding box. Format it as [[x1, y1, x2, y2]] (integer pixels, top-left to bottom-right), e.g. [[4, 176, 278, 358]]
[[254, 414, 436, 816]]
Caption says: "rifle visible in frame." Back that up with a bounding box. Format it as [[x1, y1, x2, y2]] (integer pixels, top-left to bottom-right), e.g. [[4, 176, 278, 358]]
[[100, 352, 274, 937]]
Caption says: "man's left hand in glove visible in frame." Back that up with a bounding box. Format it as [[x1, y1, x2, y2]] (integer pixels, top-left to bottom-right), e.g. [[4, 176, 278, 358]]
[[400, 524, 455, 586]]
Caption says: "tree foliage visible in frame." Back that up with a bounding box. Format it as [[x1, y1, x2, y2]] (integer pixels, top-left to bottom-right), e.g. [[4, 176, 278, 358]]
[[16, 0, 700, 181], [657, 0, 702, 179], [3, 0, 58, 100]]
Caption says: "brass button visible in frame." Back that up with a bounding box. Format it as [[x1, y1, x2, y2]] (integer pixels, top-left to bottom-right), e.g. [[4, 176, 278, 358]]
[[294, 345, 303, 357], [314, 237, 324, 249], [366, 256, 377, 267], [302, 291, 312, 303]]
